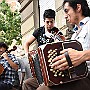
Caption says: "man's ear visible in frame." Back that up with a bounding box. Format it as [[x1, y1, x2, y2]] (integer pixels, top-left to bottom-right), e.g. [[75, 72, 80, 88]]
[[76, 4, 82, 12]]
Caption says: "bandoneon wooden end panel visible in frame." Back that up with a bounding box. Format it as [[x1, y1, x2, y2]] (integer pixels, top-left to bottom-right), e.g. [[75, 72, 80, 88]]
[[28, 50, 37, 78]]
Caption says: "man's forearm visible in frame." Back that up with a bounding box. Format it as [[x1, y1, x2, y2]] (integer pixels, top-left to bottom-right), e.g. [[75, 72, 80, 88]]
[[82, 50, 90, 62], [24, 42, 30, 53]]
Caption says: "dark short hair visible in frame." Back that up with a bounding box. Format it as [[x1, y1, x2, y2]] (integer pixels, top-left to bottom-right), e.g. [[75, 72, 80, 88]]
[[43, 9, 55, 20], [0, 42, 8, 51], [62, 0, 90, 17]]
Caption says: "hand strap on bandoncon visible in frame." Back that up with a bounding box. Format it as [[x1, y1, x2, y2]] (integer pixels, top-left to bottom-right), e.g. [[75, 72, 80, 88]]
[[64, 51, 73, 67]]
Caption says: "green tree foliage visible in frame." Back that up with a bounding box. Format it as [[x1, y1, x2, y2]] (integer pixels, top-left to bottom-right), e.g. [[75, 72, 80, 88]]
[[0, 0, 22, 45]]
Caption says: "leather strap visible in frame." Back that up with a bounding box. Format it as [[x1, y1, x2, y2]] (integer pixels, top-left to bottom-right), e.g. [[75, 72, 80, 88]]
[[64, 51, 77, 79], [64, 51, 73, 67]]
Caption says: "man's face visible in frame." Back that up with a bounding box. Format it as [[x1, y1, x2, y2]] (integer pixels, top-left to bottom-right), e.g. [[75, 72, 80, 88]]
[[0, 47, 6, 55], [63, 2, 78, 25], [44, 18, 55, 31]]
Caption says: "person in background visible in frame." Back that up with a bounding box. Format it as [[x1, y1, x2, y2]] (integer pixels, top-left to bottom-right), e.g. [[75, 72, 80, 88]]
[[13, 47, 32, 90], [0, 42, 19, 90], [16, 57, 26, 90], [24, 9, 64, 54], [37, 0, 90, 90], [21, 54, 32, 79], [17, 53, 32, 90], [23, 9, 64, 90]]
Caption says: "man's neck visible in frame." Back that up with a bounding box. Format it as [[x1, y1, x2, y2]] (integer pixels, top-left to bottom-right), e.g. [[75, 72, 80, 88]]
[[76, 15, 85, 27]]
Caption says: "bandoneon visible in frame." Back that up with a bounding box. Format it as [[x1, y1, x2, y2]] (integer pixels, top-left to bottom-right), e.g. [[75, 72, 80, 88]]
[[28, 40, 88, 86]]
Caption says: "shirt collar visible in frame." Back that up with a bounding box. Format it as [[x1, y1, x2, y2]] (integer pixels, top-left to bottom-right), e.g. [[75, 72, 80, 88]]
[[73, 17, 90, 31]]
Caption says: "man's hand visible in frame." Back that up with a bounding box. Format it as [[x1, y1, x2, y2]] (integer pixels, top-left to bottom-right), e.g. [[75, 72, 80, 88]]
[[1, 52, 9, 60], [51, 48, 84, 70]]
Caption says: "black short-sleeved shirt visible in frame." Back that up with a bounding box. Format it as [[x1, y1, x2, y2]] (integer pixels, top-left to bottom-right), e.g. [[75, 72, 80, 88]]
[[33, 26, 63, 46]]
